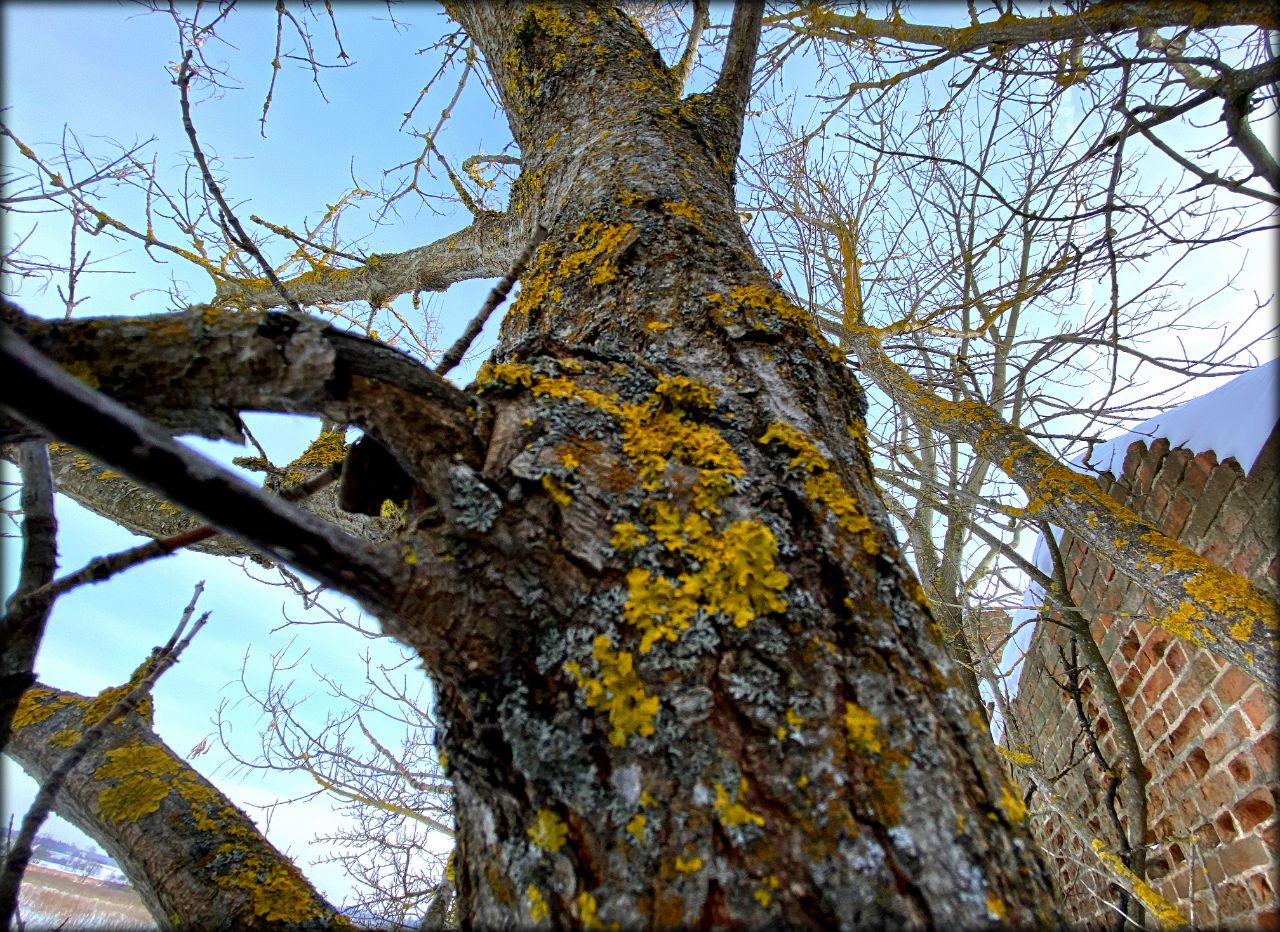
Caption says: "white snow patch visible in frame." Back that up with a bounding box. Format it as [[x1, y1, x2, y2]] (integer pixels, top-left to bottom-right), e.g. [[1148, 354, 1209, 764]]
[[1080, 358, 1279, 478]]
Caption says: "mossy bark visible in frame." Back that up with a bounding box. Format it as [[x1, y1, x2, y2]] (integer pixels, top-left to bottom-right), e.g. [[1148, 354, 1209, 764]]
[[6, 683, 346, 930]]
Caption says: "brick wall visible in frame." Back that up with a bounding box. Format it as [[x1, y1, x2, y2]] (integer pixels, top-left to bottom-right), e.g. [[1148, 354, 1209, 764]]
[[1008, 426, 1279, 927]]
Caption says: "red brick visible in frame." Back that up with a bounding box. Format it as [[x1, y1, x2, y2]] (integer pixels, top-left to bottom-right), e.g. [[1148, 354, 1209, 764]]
[[1118, 628, 1142, 662], [1258, 908, 1280, 931], [1229, 534, 1268, 580], [1251, 729, 1277, 774], [1141, 663, 1174, 706], [1216, 665, 1255, 707], [1122, 441, 1148, 482], [1138, 628, 1174, 667], [1219, 835, 1272, 874], [1236, 786, 1276, 832], [1163, 492, 1195, 537], [1204, 710, 1250, 764], [1187, 747, 1211, 778], [1184, 464, 1240, 539], [1226, 751, 1254, 786], [1248, 870, 1275, 906], [1118, 665, 1143, 699], [1241, 687, 1276, 731], [1216, 809, 1239, 840], [1201, 537, 1233, 565], [1169, 707, 1207, 754], [1164, 641, 1187, 676]]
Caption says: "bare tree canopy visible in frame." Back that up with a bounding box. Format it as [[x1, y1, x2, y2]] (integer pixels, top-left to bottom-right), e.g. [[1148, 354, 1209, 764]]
[[2, 1, 1275, 928]]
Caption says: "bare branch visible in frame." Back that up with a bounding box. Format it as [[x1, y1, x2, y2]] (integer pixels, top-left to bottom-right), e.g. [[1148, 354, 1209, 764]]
[[0, 443, 57, 750], [435, 223, 546, 377], [0, 325, 408, 617]]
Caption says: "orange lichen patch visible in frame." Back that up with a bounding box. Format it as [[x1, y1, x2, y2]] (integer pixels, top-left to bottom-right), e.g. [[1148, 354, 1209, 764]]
[[564, 636, 660, 747], [662, 200, 703, 224], [474, 360, 535, 390], [557, 221, 635, 286], [713, 778, 765, 828], [997, 783, 1028, 824], [995, 746, 1036, 766], [610, 521, 649, 551], [624, 519, 788, 649], [1138, 530, 1278, 645], [527, 808, 569, 853], [11, 688, 80, 730], [709, 283, 818, 333], [986, 896, 1007, 919], [760, 421, 880, 553], [49, 728, 81, 748], [652, 374, 716, 411], [293, 430, 346, 468], [626, 813, 647, 843], [673, 854, 703, 873]]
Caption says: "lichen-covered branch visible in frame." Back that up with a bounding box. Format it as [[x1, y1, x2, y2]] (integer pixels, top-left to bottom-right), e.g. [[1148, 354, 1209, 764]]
[[211, 209, 517, 309], [840, 325, 1278, 695], [772, 2, 1277, 53], [5, 681, 347, 930]]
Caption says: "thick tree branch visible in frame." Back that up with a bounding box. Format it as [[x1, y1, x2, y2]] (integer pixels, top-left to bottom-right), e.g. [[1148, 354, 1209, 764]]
[[0, 325, 409, 618], [212, 209, 517, 309], [669, 0, 710, 93], [5, 679, 346, 929], [711, 0, 764, 162], [775, 2, 1277, 53], [835, 323, 1279, 695]]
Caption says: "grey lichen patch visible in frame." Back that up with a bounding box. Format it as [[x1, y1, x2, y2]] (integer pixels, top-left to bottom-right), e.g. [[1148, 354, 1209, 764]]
[[449, 463, 503, 532]]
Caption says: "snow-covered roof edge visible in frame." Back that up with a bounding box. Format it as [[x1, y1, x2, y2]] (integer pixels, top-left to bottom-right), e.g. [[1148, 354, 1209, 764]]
[[1080, 358, 1279, 479]]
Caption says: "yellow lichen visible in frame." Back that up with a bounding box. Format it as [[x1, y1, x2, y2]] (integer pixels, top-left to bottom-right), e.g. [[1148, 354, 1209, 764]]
[[293, 430, 346, 467], [564, 636, 659, 746], [1091, 839, 1188, 929], [95, 743, 183, 823], [527, 809, 569, 853], [995, 746, 1036, 766], [527, 884, 550, 923], [713, 778, 765, 828], [844, 702, 882, 754], [11, 688, 79, 730], [760, 421, 880, 553], [610, 522, 648, 551], [673, 854, 703, 873], [626, 813, 647, 843], [50, 728, 81, 748], [997, 783, 1028, 824]]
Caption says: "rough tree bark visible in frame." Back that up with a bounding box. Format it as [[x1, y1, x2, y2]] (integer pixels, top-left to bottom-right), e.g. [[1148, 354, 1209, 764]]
[[2, 5, 1064, 927]]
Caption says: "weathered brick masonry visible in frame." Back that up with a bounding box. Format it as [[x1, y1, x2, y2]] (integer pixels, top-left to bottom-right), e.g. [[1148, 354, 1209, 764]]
[[1009, 425, 1278, 927]]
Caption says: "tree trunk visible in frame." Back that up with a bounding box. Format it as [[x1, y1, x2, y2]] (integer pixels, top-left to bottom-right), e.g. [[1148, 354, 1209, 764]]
[[396, 5, 1055, 926]]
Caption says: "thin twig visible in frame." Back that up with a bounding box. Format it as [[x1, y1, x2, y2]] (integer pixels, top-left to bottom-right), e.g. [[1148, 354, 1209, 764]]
[[177, 51, 302, 313], [434, 224, 547, 377], [0, 584, 212, 927], [1, 462, 343, 622]]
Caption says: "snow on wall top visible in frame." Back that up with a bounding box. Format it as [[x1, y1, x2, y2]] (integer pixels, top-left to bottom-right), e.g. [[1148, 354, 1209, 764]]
[[1079, 358, 1279, 479], [989, 358, 1279, 732]]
